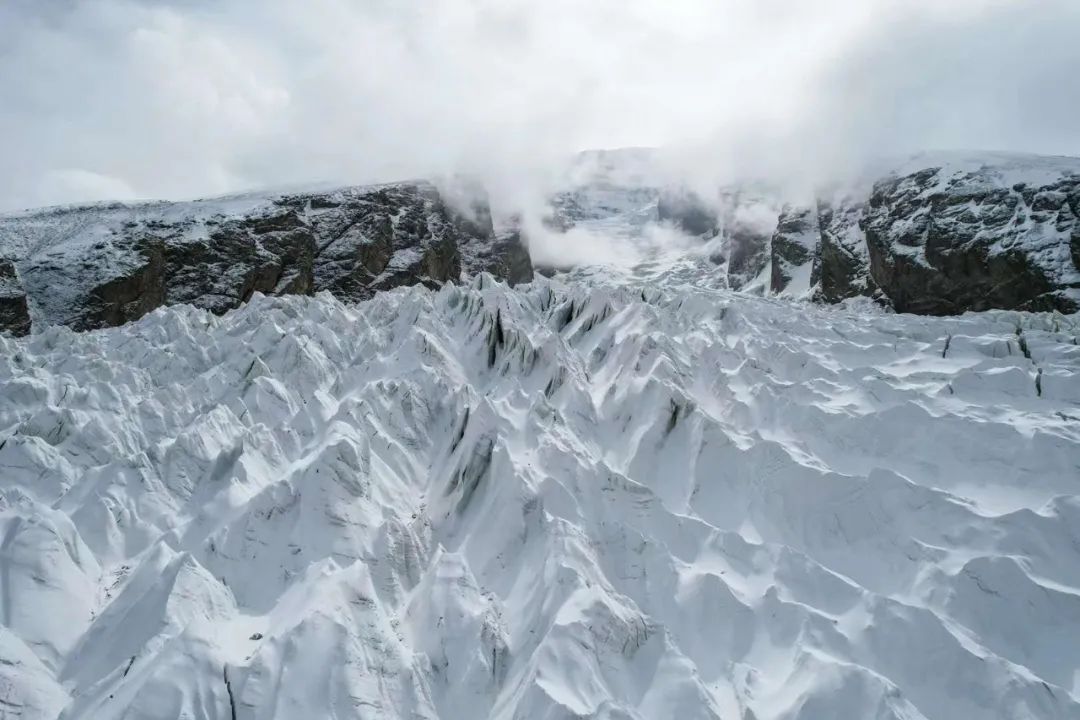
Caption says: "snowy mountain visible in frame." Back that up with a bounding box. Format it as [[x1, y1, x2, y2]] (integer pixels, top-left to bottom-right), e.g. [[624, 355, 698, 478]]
[[543, 149, 1080, 313], [0, 181, 531, 334], [0, 151, 1079, 718], [1, 150, 1078, 337], [1, 270, 1079, 719]]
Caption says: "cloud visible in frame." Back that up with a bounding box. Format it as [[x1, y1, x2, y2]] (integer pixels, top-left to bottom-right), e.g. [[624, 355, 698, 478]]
[[34, 169, 138, 206], [524, 218, 714, 272], [0, 0, 1078, 211]]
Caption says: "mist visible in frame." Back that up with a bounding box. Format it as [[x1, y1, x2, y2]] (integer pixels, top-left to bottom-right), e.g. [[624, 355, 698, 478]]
[[1, 0, 1079, 214]]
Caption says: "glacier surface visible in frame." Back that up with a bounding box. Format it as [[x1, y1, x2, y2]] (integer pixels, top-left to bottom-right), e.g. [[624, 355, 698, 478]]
[[1, 267, 1079, 719]]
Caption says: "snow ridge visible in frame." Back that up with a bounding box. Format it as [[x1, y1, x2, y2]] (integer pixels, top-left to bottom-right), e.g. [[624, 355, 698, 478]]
[[1, 274, 1079, 719]]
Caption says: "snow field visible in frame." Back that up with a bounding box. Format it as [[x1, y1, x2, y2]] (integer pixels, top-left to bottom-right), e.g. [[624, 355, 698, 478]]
[[0, 273, 1078, 719]]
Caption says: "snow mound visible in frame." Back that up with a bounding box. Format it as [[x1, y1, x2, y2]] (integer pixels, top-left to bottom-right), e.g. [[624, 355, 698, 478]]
[[1, 274, 1079, 719], [886, 151, 1080, 190]]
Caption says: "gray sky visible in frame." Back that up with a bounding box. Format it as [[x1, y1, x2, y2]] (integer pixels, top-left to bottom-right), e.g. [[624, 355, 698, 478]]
[[1, 0, 1078, 210]]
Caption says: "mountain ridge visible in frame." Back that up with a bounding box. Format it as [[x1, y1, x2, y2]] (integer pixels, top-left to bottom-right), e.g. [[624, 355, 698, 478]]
[[0, 180, 532, 333], [550, 148, 1080, 313], [1, 149, 1078, 337]]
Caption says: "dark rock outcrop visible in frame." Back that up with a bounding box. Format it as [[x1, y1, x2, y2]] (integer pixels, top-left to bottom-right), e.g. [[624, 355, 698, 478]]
[[283, 183, 470, 301], [166, 211, 314, 311], [0, 258, 31, 336], [657, 189, 719, 238], [0, 181, 532, 332], [769, 206, 817, 294], [716, 190, 781, 292], [467, 227, 534, 287], [813, 200, 882, 304], [18, 234, 166, 330], [77, 239, 167, 330], [765, 156, 1080, 313], [725, 224, 771, 290], [862, 164, 1080, 314]]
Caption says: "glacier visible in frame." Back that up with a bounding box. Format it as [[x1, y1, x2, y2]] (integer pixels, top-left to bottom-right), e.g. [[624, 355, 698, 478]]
[[1, 262, 1079, 719]]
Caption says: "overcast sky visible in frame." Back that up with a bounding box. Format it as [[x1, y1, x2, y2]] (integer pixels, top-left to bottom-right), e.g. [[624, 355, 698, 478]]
[[1, 0, 1078, 210]]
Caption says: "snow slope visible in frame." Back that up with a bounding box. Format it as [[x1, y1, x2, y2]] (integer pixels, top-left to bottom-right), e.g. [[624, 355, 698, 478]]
[[1, 270, 1079, 719]]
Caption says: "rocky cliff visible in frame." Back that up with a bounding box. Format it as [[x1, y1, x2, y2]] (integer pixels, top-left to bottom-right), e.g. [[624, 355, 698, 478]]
[[549, 150, 1080, 315], [0, 258, 31, 336], [860, 156, 1080, 314], [0, 181, 532, 334], [764, 154, 1080, 313], [3, 152, 1077, 336]]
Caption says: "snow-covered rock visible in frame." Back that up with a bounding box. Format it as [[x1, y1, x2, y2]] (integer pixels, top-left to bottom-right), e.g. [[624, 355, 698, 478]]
[[812, 195, 882, 304], [0, 182, 532, 332], [544, 149, 1080, 314], [1, 270, 1078, 719], [6, 150, 1077, 333], [863, 152, 1080, 314], [768, 206, 818, 298]]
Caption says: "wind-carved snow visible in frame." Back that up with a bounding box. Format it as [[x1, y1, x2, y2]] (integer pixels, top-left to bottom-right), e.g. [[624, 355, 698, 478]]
[[1, 273, 1079, 719]]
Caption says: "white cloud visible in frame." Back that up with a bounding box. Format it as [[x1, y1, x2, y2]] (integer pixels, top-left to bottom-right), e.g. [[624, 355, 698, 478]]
[[524, 218, 708, 270], [33, 169, 138, 207], [0, 0, 1077, 210]]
